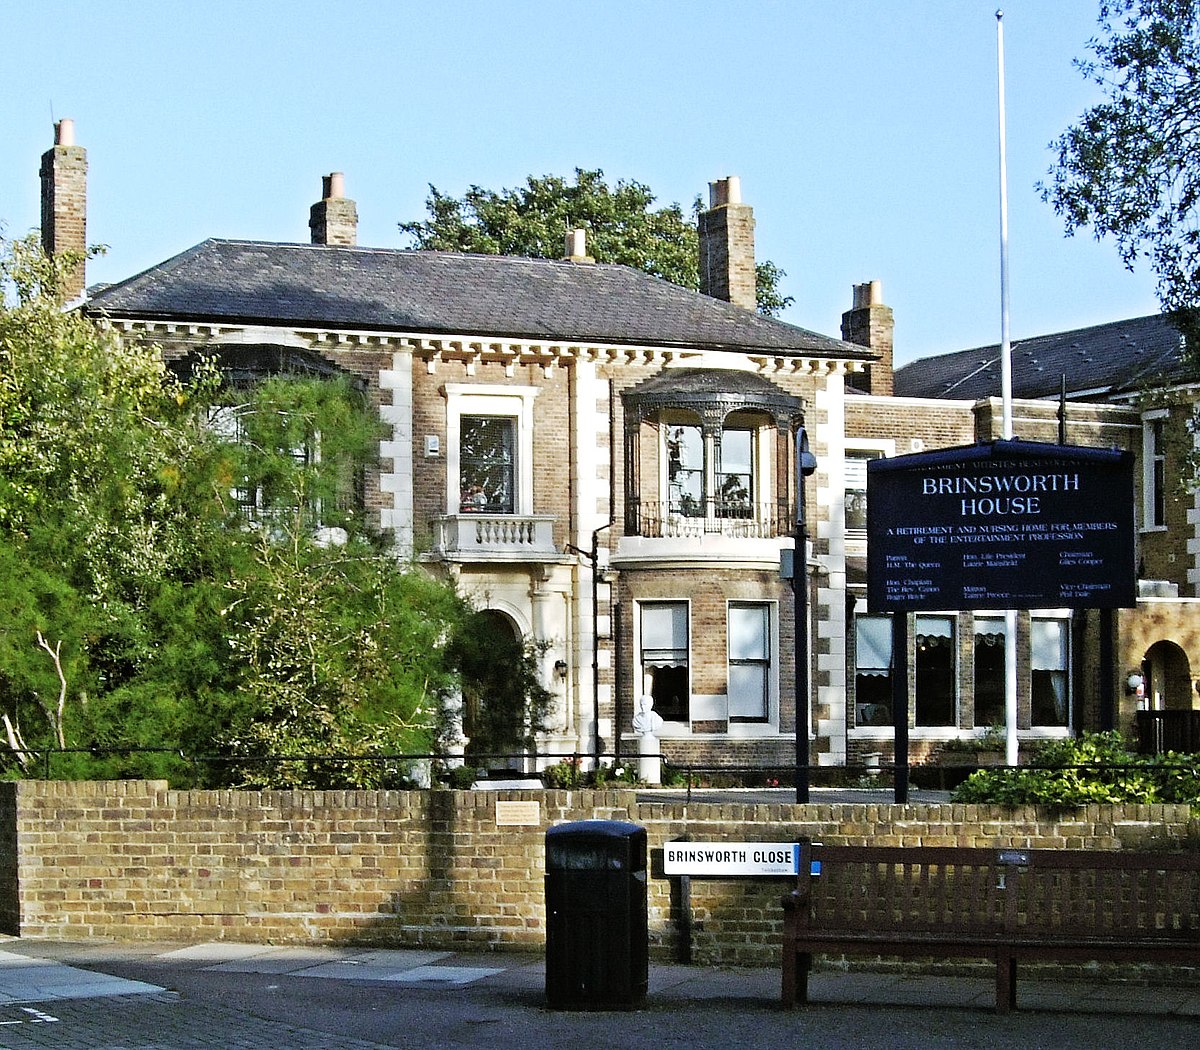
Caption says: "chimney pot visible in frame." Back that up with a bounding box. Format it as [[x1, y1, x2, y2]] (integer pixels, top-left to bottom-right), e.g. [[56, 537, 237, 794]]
[[851, 280, 884, 309], [707, 176, 743, 209], [55, 118, 75, 146], [324, 171, 345, 200]]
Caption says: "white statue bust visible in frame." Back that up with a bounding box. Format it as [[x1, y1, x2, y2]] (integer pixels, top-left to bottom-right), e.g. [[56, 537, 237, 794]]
[[632, 693, 663, 736]]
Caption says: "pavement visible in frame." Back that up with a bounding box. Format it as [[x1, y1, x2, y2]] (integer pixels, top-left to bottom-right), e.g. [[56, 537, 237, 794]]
[[0, 938, 1196, 1049]]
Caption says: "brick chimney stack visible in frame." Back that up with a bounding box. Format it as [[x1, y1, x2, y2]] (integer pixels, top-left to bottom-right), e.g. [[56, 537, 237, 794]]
[[842, 280, 895, 396], [698, 176, 756, 310], [309, 172, 358, 246], [40, 119, 88, 301]]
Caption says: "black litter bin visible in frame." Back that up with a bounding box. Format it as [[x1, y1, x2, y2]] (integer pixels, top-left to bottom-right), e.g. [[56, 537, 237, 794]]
[[545, 819, 648, 1009]]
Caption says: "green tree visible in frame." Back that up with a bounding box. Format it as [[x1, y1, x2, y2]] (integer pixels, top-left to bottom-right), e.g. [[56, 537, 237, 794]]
[[0, 235, 214, 592], [216, 534, 468, 788], [0, 235, 476, 786], [208, 373, 379, 539], [1042, 1, 1200, 323], [0, 234, 221, 769], [399, 168, 794, 317]]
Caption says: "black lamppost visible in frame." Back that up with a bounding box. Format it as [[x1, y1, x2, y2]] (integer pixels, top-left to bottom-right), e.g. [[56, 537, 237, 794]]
[[794, 428, 817, 803]]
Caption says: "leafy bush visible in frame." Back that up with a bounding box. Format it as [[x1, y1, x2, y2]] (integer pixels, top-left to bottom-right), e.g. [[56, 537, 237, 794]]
[[542, 757, 584, 789], [540, 758, 640, 788], [591, 762, 640, 787], [952, 732, 1199, 809]]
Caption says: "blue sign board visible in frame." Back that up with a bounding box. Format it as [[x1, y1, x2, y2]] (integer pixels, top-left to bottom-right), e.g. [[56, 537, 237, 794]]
[[867, 440, 1135, 611]]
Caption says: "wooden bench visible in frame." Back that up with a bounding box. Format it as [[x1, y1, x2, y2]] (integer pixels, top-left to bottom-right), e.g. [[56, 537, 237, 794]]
[[782, 841, 1200, 1013]]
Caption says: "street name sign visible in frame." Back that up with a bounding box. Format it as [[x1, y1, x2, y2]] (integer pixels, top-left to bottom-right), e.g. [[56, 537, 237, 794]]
[[663, 841, 799, 876]]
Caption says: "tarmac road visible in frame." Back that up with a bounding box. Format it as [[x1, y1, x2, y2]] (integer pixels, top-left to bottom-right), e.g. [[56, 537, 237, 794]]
[[0, 939, 1195, 1050]]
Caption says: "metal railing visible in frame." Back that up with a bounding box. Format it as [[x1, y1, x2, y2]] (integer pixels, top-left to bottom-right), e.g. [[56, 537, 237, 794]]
[[1135, 710, 1200, 754], [9, 747, 1200, 803], [629, 499, 791, 539]]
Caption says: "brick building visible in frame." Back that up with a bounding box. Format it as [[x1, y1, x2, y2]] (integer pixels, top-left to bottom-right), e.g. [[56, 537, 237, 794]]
[[890, 315, 1200, 759], [34, 122, 1200, 776]]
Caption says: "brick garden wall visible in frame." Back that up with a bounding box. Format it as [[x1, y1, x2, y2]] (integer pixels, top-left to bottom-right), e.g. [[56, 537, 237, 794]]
[[3, 781, 1196, 965]]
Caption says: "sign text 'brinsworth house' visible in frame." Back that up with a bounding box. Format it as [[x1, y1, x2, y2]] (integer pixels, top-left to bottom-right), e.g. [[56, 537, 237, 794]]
[[867, 441, 1135, 612]]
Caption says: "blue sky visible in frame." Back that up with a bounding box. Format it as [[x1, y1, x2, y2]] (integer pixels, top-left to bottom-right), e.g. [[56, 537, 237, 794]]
[[1, 0, 1163, 365]]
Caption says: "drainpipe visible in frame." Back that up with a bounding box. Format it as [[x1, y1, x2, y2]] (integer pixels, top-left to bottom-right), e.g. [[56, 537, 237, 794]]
[[568, 521, 613, 768]]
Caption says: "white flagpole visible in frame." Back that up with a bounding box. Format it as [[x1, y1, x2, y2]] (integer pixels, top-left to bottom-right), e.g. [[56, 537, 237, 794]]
[[997, 10, 1019, 768]]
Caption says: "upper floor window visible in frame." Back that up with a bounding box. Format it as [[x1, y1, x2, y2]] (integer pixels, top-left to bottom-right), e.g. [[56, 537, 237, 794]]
[[844, 441, 891, 545], [665, 420, 757, 519], [206, 377, 363, 534], [1142, 411, 1167, 529], [444, 385, 538, 516], [666, 424, 704, 517], [717, 428, 754, 517], [459, 416, 514, 513]]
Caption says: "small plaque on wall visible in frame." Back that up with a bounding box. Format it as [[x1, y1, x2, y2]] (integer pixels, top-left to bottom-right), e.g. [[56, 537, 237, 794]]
[[495, 800, 541, 826]]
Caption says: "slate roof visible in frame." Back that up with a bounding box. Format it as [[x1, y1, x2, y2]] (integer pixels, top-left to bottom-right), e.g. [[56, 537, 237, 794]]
[[894, 313, 1191, 401], [86, 239, 871, 359]]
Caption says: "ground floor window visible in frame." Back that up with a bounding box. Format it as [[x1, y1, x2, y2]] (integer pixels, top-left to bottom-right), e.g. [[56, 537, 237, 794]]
[[641, 601, 689, 722], [728, 602, 771, 721], [973, 616, 1006, 728], [915, 615, 955, 726], [1031, 617, 1070, 727], [854, 614, 893, 726]]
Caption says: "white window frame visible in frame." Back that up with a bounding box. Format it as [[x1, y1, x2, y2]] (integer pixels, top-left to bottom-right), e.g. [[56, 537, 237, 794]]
[[1142, 409, 1168, 532], [726, 600, 778, 727], [444, 384, 538, 516], [1030, 613, 1072, 732], [844, 439, 894, 550], [853, 612, 894, 728], [636, 599, 691, 729]]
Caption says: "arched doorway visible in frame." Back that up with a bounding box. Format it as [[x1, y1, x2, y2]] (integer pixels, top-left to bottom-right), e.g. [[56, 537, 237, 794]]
[[1143, 640, 1193, 712], [453, 609, 550, 773], [1136, 639, 1197, 753]]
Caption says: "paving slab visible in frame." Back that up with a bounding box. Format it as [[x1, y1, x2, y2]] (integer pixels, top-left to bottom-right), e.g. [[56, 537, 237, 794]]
[[291, 949, 452, 981], [387, 965, 505, 986], [0, 949, 162, 1004]]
